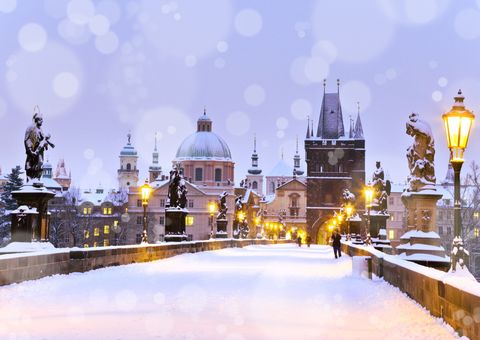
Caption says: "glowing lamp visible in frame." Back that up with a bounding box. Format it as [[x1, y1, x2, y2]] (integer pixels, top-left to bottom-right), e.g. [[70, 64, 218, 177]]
[[365, 185, 374, 207], [442, 90, 475, 163], [140, 180, 152, 206], [345, 205, 353, 217], [208, 202, 216, 215]]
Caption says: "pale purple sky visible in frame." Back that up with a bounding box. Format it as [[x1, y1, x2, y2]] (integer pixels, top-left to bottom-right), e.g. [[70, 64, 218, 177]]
[[0, 0, 479, 189]]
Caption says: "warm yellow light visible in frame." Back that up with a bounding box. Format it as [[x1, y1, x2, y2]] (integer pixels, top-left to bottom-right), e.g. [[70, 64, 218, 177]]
[[333, 219, 337, 226], [388, 229, 395, 240], [185, 216, 194, 226], [255, 217, 260, 225], [365, 186, 374, 206], [337, 214, 343, 222], [328, 225, 334, 231], [237, 211, 246, 221], [345, 205, 353, 217], [442, 91, 475, 162], [208, 202, 216, 214], [140, 180, 152, 205]]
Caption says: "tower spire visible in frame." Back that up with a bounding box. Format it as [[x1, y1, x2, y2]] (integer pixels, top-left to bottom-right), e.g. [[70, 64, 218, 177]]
[[154, 132, 158, 152], [306, 115, 310, 138], [349, 115, 354, 138], [353, 101, 364, 139], [254, 133, 257, 153], [323, 78, 326, 94], [337, 78, 340, 94], [248, 133, 262, 175]]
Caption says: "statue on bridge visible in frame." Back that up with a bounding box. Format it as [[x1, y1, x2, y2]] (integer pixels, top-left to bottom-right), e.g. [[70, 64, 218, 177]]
[[371, 161, 391, 215]]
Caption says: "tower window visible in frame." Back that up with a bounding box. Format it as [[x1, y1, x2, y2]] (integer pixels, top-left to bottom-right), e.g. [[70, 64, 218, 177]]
[[126, 163, 131, 171], [252, 181, 258, 189], [270, 181, 275, 193], [215, 168, 222, 182], [195, 168, 203, 181]]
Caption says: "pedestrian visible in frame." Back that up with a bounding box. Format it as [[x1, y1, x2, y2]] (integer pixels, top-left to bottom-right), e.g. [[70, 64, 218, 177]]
[[332, 229, 342, 259], [297, 235, 302, 247], [306, 234, 312, 248]]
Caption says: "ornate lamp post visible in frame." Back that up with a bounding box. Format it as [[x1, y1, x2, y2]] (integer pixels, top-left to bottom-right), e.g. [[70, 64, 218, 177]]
[[140, 180, 152, 244], [364, 184, 374, 237], [208, 201, 216, 239], [345, 205, 353, 238], [442, 90, 475, 272]]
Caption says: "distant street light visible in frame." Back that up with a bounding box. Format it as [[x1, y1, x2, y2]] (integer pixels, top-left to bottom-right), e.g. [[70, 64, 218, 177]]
[[140, 179, 152, 244], [442, 90, 475, 272]]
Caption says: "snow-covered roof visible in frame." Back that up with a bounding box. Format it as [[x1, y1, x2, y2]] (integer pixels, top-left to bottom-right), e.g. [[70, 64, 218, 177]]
[[262, 193, 276, 204], [396, 243, 445, 251], [400, 230, 441, 240], [40, 176, 62, 190], [268, 159, 294, 177], [175, 131, 232, 161], [79, 189, 110, 206], [397, 253, 450, 263]]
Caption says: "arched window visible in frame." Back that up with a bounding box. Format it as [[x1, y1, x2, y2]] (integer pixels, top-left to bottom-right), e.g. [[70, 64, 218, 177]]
[[270, 181, 275, 193], [215, 168, 222, 182], [252, 181, 258, 189], [126, 163, 131, 171], [195, 168, 203, 181]]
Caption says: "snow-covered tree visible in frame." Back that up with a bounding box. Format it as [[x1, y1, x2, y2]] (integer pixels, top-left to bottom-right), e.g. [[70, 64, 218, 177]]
[[0, 166, 24, 245]]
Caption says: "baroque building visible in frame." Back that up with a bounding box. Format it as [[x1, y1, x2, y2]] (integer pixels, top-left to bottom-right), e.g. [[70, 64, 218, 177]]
[[305, 80, 365, 243]]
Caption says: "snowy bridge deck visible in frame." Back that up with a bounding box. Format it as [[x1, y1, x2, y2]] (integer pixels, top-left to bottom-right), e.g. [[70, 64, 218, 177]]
[[0, 244, 456, 339]]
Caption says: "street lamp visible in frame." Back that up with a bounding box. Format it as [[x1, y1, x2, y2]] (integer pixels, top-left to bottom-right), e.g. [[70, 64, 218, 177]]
[[365, 184, 374, 239], [208, 201, 216, 238], [140, 179, 152, 244], [345, 205, 353, 237], [442, 90, 475, 272]]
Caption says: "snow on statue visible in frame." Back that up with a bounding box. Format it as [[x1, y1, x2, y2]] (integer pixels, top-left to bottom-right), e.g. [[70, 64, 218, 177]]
[[405, 113, 436, 192]]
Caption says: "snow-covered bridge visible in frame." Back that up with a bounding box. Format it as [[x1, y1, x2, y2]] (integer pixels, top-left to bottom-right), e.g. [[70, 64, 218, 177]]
[[0, 244, 456, 339]]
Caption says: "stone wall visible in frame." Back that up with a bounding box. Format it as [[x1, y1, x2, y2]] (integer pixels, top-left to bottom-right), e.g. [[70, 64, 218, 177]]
[[341, 242, 480, 339], [0, 239, 290, 287]]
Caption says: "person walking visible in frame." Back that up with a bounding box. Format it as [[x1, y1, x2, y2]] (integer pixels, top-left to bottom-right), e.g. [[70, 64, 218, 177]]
[[332, 229, 342, 259], [306, 234, 312, 248], [297, 235, 302, 247]]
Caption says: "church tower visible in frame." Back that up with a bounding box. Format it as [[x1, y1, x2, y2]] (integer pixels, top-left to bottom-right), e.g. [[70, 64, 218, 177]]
[[304, 79, 365, 243], [53, 158, 71, 191], [149, 133, 162, 183], [118, 132, 139, 190], [293, 136, 304, 176], [246, 134, 263, 195]]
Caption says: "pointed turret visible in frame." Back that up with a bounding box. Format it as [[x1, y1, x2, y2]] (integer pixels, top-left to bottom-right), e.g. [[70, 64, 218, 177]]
[[316, 79, 345, 139], [149, 133, 162, 182], [353, 102, 364, 139], [248, 134, 262, 175], [442, 163, 454, 185], [348, 115, 354, 138], [293, 136, 304, 176], [306, 116, 310, 139]]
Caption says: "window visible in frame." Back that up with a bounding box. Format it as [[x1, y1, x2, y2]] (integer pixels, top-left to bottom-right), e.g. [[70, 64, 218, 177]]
[[270, 182, 275, 193], [94, 228, 100, 236], [137, 199, 142, 207], [103, 240, 109, 247], [389, 197, 394, 205], [185, 216, 194, 226], [291, 196, 298, 208], [160, 199, 165, 207], [215, 168, 222, 182], [84, 230, 89, 239], [126, 163, 131, 171], [439, 226, 443, 235], [188, 199, 194, 208], [104, 225, 109, 234], [195, 168, 203, 181], [447, 227, 452, 235], [83, 244, 89, 248], [103, 207, 112, 215], [388, 230, 395, 240], [137, 216, 142, 225], [83, 207, 92, 215], [252, 181, 258, 190], [135, 233, 142, 244], [439, 211, 444, 221], [159, 216, 165, 225], [113, 220, 118, 227], [93, 242, 98, 247]]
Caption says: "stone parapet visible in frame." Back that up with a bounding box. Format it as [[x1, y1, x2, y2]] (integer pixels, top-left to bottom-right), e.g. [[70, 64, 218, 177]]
[[341, 241, 480, 339], [0, 239, 291, 287]]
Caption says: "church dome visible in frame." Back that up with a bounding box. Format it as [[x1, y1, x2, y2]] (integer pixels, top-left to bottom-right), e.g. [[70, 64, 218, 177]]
[[175, 131, 232, 160], [175, 110, 232, 161]]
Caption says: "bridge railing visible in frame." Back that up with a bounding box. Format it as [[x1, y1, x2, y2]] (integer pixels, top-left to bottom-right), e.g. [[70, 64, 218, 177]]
[[342, 241, 480, 339], [0, 239, 291, 287]]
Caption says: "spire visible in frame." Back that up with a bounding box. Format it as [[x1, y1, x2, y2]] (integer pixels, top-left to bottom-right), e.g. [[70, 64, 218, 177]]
[[353, 102, 364, 139], [310, 119, 313, 137], [316, 79, 345, 139], [293, 135, 304, 175], [248, 133, 262, 175], [281, 148, 284, 160], [154, 132, 158, 152], [306, 115, 310, 139], [295, 135, 299, 154], [323, 78, 326, 94], [442, 163, 454, 185], [149, 132, 162, 182], [349, 115, 354, 138], [204, 106, 207, 115], [152, 133, 159, 165], [127, 131, 131, 144]]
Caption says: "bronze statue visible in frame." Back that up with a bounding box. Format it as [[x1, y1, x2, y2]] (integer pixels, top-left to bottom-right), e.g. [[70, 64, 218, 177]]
[[24, 109, 55, 182], [406, 113, 436, 191], [217, 191, 228, 220]]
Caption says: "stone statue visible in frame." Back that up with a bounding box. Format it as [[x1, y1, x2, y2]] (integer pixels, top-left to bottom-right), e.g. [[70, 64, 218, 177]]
[[24, 109, 55, 182], [341, 188, 355, 207], [167, 166, 187, 208], [371, 161, 391, 214], [406, 113, 436, 191], [217, 191, 228, 220]]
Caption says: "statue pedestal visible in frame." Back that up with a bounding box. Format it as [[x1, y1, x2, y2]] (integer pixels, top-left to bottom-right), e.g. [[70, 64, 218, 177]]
[[365, 212, 389, 238], [165, 208, 188, 242], [372, 228, 393, 254], [216, 219, 228, 238], [397, 190, 449, 270], [11, 182, 55, 243]]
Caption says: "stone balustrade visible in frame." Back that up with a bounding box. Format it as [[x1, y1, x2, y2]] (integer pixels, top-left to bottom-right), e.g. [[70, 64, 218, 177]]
[[0, 239, 290, 286], [341, 241, 480, 339]]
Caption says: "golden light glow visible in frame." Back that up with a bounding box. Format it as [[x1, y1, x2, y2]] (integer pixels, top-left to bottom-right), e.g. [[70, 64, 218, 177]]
[[345, 205, 353, 217], [337, 214, 343, 222], [237, 211, 246, 221], [140, 180, 152, 205], [442, 91, 475, 162], [328, 224, 334, 232], [208, 202, 216, 215], [475, 228, 479, 238], [388, 229, 395, 240], [185, 216, 194, 226], [255, 217, 260, 225], [365, 186, 374, 206]]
